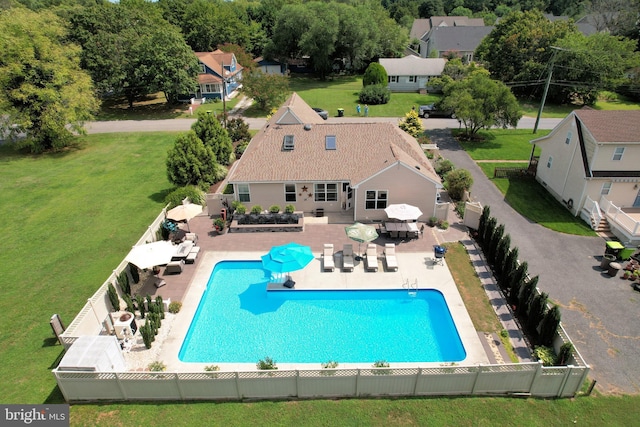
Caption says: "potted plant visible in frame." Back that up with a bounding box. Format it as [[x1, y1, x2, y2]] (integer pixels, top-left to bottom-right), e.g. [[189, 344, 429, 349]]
[[269, 205, 281, 214], [213, 217, 226, 232], [623, 270, 631, 280]]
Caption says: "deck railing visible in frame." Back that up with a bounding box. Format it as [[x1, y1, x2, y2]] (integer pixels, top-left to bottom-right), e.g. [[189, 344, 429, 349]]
[[600, 196, 640, 237]]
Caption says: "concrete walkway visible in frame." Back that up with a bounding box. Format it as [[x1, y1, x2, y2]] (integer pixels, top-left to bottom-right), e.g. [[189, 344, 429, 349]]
[[430, 127, 640, 395]]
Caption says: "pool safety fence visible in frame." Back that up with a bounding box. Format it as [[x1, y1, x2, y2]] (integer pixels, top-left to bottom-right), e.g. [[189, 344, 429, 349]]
[[53, 362, 588, 401]]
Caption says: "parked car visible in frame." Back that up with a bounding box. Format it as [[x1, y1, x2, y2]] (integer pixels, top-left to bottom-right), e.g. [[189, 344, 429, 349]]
[[312, 107, 328, 120], [418, 103, 456, 119]]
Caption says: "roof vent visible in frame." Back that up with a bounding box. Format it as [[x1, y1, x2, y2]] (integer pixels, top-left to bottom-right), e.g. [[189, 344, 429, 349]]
[[283, 135, 294, 150], [304, 124, 312, 131]]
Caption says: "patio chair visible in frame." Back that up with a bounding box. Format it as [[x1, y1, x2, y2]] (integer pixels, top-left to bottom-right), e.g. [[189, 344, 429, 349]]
[[323, 244, 335, 271], [165, 260, 184, 274], [185, 232, 198, 245], [365, 243, 378, 272], [342, 244, 355, 272], [384, 243, 398, 271]]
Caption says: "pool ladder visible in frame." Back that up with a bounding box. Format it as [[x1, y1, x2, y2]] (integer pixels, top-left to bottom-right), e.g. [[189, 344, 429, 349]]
[[403, 279, 418, 297]]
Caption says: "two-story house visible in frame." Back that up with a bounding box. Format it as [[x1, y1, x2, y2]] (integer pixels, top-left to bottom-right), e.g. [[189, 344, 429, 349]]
[[410, 16, 490, 62], [195, 49, 243, 100], [531, 109, 640, 244]]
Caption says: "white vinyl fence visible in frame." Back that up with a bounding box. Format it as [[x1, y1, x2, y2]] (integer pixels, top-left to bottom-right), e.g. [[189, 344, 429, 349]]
[[53, 362, 588, 402], [59, 208, 168, 349]]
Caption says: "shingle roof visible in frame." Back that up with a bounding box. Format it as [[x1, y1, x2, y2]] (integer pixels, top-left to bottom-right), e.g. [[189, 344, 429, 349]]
[[228, 94, 439, 185], [195, 50, 243, 80], [429, 26, 494, 52], [268, 93, 325, 125], [574, 109, 640, 143], [379, 56, 446, 76], [228, 122, 438, 184]]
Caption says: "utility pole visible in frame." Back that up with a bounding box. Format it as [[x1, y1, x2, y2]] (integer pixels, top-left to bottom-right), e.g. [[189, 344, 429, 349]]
[[221, 61, 227, 128], [533, 46, 562, 134]]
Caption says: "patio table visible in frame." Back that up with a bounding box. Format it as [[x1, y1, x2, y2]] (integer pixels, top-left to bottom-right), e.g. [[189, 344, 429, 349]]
[[171, 241, 194, 260]]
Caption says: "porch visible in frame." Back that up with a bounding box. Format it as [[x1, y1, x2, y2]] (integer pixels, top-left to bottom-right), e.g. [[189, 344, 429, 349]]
[[582, 196, 640, 244]]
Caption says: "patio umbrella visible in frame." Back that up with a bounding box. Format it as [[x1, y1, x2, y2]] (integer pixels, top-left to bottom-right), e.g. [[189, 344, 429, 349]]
[[261, 242, 314, 281], [345, 222, 379, 258], [384, 203, 423, 221], [167, 202, 203, 222], [125, 240, 176, 270]]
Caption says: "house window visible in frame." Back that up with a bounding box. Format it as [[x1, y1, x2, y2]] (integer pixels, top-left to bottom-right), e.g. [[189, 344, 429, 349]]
[[388, 76, 398, 83], [237, 184, 250, 202], [285, 184, 296, 202], [409, 76, 417, 82], [202, 84, 220, 93], [547, 156, 553, 168], [199, 63, 206, 73], [565, 131, 572, 145], [365, 190, 388, 209], [315, 183, 337, 202], [613, 147, 625, 161], [601, 182, 612, 195]]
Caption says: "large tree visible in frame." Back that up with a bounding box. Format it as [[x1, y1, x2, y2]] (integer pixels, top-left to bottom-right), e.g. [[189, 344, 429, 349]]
[[440, 69, 522, 137], [241, 70, 290, 110], [68, 1, 198, 107], [475, 10, 577, 100], [191, 112, 234, 165], [0, 8, 98, 153], [166, 131, 219, 189], [182, 0, 251, 52]]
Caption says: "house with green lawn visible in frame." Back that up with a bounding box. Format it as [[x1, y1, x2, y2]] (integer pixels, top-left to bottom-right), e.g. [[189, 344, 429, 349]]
[[224, 93, 442, 222], [530, 109, 640, 244]]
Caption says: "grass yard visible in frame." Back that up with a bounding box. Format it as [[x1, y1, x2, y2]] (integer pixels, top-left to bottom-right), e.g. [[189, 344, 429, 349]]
[[0, 132, 632, 424], [455, 129, 548, 160]]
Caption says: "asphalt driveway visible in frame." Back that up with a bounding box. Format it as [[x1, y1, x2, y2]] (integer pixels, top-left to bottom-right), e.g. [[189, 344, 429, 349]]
[[429, 128, 640, 395]]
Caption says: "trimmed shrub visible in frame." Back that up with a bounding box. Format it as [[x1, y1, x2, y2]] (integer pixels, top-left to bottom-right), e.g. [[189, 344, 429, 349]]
[[226, 117, 251, 143], [455, 201, 466, 217], [136, 294, 146, 319], [164, 185, 205, 209], [427, 216, 439, 227], [107, 283, 120, 312], [168, 301, 182, 313], [533, 346, 555, 366], [155, 296, 165, 319], [556, 342, 573, 366], [117, 270, 130, 295], [362, 62, 388, 86], [358, 84, 390, 105], [250, 205, 263, 214], [398, 110, 424, 138], [128, 263, 139, 284], [285, 204, 295, 214], [148, 361, 166, 371], [257, 357, 278, 370], [269, 205, 280, 213], [234, 203, 247, 214], [438, 220, 449, 230], [435, 158, 455, 178], [140, 322, 154, 349], [122, 294, 136, 314], [444, 168, 473, 201]]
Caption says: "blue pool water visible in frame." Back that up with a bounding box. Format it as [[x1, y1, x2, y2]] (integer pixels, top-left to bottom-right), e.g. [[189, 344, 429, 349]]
[[179, 261, 466, 363]]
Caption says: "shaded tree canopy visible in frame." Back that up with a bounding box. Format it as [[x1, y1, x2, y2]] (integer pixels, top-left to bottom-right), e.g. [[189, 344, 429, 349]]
[[166, 131, 218, 189], [0, 7, 98, 153], [241, 70, 290, 110], [440, 69, 522, 136], [68, 0, 199, 106]]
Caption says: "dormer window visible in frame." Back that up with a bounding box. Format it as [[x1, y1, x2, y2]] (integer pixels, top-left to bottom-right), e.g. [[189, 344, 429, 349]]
[[199, 63, 206, 73], [283, 135, 294, 150]]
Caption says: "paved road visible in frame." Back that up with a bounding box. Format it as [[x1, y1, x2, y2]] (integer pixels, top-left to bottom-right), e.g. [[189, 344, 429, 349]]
[[84, 114, 639, 394], [84, 116, 563, 133], [430, 128, 640, 395]]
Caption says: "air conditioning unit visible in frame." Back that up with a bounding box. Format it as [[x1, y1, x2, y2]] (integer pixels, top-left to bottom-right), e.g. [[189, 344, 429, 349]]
[[111, 311, 138, 340]]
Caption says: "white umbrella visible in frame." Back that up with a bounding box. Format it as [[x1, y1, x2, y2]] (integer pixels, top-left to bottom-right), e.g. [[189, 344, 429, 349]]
[[166, 203, 203, 221], [125, 240, 176, 270], [384, 204, 423, 221]]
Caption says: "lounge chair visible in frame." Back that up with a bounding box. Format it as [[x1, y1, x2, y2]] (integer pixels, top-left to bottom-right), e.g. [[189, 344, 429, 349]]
[[342, 244, 355, 272], [165, 260, 184, 274], [322, 244, 335, 271], [365, 243, 378, 272], [384, 243, 398, 271]]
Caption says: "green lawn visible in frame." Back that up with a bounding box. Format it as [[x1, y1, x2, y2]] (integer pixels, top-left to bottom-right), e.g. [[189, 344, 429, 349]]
[[0, 132, 635, 423], [456, 129, 548, 160], [454, 128, 595, 236]]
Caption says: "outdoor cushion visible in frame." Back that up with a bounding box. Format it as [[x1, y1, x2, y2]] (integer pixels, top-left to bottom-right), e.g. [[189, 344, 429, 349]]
[[323, 244, 335, 271]]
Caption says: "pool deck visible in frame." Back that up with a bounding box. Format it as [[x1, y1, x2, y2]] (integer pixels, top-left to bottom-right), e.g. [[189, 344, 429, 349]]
[[152, 210, 495, 372]]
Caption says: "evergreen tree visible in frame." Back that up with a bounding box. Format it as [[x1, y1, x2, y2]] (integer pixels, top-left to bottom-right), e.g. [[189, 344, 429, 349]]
[[477, 205, 490, 244], [494, 234, 511, 277], [508, 261, 528, 304], [539, 305, 561, 347], [527, 292, 548, 334], [500, 247, 519, 292], [517, 275, 538, 316], [166, 131, 219, 189], [487, 223, 505, 266], [192, 113, 234, 165]]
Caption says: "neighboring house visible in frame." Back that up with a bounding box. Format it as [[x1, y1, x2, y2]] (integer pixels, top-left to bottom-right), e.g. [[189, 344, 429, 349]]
[[530, 109, 640, 244], [195, 50, 243, 100], [410, 16, 487, 60], [225, 93, 442, 222], [423, 26, 494, 62], [379, 56, 446, 92], [254, 57, 287, 75]]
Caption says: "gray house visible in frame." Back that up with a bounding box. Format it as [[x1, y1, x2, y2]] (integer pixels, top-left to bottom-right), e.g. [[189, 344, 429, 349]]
[[379, 56, 446, 92]]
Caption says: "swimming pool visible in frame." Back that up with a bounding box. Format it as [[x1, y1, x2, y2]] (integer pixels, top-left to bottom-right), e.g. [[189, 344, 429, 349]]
[[179, 261, 466, 364]]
